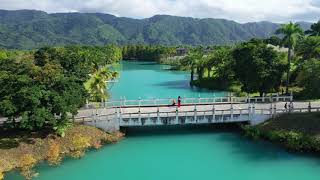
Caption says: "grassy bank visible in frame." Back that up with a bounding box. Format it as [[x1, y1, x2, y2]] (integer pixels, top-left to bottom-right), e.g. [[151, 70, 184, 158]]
[[0, 125, 124, 180], [242, 112, 320, 153]]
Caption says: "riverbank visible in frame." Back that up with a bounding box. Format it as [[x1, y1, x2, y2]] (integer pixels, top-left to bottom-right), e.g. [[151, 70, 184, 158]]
[[0, 125, 124, 180], [191, 78, 245, 96], [242, 112, 320, 154]]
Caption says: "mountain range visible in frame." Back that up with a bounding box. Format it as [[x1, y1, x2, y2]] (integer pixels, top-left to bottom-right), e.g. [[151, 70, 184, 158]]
[[0, 10, 312, 49]]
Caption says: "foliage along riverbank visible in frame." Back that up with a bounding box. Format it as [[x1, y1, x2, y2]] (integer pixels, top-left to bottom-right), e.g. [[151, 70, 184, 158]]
[[0, 45, 121, 135], [0, 46, 124, 179], [0, 125, 124, 180], [242, 112, 320, 154], [173, 21, 320, 100]]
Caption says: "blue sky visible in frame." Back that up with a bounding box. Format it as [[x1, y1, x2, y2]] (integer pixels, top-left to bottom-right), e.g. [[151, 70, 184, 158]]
[[0, 0, 319, 23]]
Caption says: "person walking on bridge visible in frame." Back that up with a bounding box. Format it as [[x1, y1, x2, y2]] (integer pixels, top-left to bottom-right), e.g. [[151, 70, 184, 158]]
[[178, 96, 181, 108], [289, 101, 294, 112], [171, 99, 176, 106], [284, 102, 288, 112]]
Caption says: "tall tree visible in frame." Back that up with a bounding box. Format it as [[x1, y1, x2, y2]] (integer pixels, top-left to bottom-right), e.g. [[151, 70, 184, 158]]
[[181, 50, 204, 82], [305, 20, 320, 36], [276, 22, 303, 94], [297, 59, 320, 98], [264, 36, 282, 46], [232, 40, 286, 96], [207, 47, 234, 82], [0, 55, 87, 131], [296, 36, 320, 60], [85, 67, 118, 104]]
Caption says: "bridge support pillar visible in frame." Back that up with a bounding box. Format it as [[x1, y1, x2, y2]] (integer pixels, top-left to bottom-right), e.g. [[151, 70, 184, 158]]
[[230, 103, 234, 121], [176, 106, 179, 124], [194, 104, 197, 123], [85, 108, 119, 133], [270, 103, 273, 118], [212, 105, 215, 123], [308, 102, 311, 113], [157, 106, 160, 124]]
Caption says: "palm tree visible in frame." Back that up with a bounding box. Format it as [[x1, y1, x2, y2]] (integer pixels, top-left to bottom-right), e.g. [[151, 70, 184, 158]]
[[296, 36, 320, 60], [181, 51, 204, 82], [276, 22, 303, 94], [85, 67, 118, 105], [305, 20, 320, 36]]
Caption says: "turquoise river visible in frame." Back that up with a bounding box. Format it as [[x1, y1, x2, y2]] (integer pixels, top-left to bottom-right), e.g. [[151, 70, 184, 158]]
[[6, 61, 320, 180]]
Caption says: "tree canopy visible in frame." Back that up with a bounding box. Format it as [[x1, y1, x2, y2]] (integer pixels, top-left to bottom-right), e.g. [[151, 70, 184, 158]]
[[276, 22, 304, 93], [296, 36, 320, 60], [232, 40, 286, 96], [0, 45, 122, 133], [305, 20, 320, 36], [297, 59, 320, 98]]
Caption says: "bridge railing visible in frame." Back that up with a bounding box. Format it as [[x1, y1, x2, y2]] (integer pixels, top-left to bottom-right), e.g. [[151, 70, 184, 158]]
[[117, 105, 320, 126], [100, 94, 293, 109], [72, 102, 320, 126]]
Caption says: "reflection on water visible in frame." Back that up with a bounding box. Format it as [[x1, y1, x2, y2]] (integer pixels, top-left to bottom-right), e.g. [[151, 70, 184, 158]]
[[6, 125, 320, 180], [110, 61, 226, 100], [6, 61, 320, 180]]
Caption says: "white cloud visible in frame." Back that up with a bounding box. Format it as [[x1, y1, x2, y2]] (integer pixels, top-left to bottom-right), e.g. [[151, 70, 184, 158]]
[[0, 0, 319, 22]]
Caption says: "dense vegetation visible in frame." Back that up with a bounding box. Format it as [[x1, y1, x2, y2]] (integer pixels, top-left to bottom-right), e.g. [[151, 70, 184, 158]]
[[0, 9, 318, 180], [0, 125, 123, 179], [0, 45, 121, 135], [122, 45, 176, 61], [0, 42, 123, 179], [243, 112, 320, 153], [0, 10, 312, 49], [179, 21, 320, 99]]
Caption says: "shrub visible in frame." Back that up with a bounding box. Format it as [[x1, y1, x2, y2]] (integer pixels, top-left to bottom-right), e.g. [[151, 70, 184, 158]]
[[242, 125, 261, 140], [47, 140, 62, 165], [311, 137, 320, 152], [20, 154, 37, 180], [284, 131, 304, 150], [70, 134, 91, 158], [92, 141, 102, 149], [53, 121, 72, 137], [0, 167, 4, 180], [265, 130, 315, 152], [266, 130, 288, 142]]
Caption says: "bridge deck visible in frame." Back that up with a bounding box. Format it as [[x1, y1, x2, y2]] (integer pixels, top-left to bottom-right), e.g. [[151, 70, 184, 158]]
[[76, 101, 320, 128], [1, 100, 319, 130]]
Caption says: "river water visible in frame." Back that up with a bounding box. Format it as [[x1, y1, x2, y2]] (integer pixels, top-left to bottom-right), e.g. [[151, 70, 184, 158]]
[[109, 61, 226, 100], [5, 61, 320, 180]]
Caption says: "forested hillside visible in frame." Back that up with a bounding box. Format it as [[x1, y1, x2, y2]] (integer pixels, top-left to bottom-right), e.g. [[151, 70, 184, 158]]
[[0, 10, 311, 49]]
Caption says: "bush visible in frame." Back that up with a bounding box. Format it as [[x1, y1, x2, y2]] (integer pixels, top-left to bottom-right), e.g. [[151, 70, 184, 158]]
[[243, 124, 320, 153], [70, 134, 91, 158], [242, 125, 261, 140], [296, 59, 320, 99], [53, 121, 72, 137], [0, 166, 4, 180], [266, 130, 288, 142], [284, 131, 305, 150], [20, 154, 37, 180], [47, 140, 62, 165], [259, 130, 317, 152]]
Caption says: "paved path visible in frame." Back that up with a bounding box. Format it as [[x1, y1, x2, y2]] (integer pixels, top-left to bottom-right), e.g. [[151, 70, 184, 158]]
[[1, 101, 319, 125], [75, 101, 320, 121]]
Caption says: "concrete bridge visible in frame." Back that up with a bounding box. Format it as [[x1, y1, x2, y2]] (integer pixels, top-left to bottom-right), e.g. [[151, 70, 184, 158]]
[[75, 95, 320, 133]]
